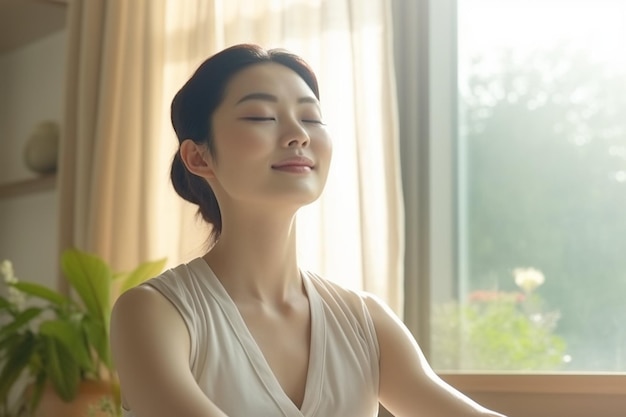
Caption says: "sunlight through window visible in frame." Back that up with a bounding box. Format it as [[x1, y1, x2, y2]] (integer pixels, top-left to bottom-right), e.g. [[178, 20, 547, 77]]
[[430, 0, 626, 372]]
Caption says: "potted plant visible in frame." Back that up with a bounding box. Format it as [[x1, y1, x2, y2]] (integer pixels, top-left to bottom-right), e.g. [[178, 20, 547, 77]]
[[0, 249, 166, 417]]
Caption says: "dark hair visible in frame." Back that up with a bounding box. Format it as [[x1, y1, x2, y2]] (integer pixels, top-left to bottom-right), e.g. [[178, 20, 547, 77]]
[[170, 44, 320, 242]]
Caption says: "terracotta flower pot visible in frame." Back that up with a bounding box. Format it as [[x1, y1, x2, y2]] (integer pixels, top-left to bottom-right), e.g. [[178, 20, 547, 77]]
[[34, 380, 116, 417]]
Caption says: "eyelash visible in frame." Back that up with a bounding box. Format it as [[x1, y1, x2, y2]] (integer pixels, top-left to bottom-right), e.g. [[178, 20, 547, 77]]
[[241, 117, 325, 125], [242, 117, 275, 121], [302, 119, 326, 125]]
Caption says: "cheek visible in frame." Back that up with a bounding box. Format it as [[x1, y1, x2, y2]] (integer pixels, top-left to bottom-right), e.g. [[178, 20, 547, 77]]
[[311, 133, 333, 182], [315, 133, 333, 161], [215, 125, 274, 160]]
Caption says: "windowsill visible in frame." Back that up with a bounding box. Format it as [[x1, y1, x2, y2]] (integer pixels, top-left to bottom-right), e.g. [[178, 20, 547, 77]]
[[437, 373, 626, 417], [438, 372, 626, 395]]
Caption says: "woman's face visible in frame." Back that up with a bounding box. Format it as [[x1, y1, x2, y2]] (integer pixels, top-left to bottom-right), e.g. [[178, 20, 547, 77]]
[[206, 62, 332, 211]]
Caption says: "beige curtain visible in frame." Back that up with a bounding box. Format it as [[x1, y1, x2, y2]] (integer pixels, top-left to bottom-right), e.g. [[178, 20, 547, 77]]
[[59, 0, 404, 314], [58, 0, 208, 282], [59, 0, 158, 273]]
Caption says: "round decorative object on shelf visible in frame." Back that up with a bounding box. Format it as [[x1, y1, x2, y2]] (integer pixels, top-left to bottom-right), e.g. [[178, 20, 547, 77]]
[[23, 120, 60, 174]]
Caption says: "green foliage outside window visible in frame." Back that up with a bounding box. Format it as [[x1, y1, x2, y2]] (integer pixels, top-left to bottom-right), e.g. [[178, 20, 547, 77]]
[[432, 268, 567, 371], [458, 43, 626, 371]]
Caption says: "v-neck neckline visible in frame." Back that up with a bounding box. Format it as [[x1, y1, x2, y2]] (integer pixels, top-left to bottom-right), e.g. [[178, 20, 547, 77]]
[[193, 258, 326, 417]]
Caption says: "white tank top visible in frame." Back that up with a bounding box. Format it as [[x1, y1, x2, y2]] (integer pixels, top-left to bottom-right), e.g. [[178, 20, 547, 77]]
[[121, 257, 380, 417]]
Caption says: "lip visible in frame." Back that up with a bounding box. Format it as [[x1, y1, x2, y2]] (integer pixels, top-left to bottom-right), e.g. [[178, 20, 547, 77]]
[[271, 156, 315, 169]]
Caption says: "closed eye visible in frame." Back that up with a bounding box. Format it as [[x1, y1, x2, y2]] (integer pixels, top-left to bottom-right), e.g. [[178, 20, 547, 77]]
[[240, 116, 276, 121], [302, 119, 326, 125]]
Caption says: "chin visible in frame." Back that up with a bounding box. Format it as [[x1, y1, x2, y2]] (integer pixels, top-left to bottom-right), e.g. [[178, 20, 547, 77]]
[[279, 191, 323, 209], [269, 182, 324, 202]]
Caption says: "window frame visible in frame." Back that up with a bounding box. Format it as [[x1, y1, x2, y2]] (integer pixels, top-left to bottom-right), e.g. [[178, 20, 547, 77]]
[[391, 0, 626, 415]]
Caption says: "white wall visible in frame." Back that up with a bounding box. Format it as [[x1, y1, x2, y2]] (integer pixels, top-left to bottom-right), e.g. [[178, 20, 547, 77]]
[[0, 30, 66, 289]]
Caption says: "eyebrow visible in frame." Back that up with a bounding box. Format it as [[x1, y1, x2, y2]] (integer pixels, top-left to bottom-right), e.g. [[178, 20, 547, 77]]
[[235, 92, 319, 106]]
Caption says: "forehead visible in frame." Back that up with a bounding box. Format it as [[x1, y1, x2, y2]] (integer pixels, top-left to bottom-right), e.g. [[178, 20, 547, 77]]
[[221, 62, 316, 104]]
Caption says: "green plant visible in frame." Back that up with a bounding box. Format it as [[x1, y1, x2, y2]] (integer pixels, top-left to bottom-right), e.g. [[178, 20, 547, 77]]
[[0, 249, 165, 416], [431, 267, 568, 371]]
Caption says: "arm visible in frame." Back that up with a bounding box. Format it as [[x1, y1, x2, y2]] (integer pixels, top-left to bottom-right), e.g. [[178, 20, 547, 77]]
[[110, 286, 229, 417], [364, 295, 507, 417]]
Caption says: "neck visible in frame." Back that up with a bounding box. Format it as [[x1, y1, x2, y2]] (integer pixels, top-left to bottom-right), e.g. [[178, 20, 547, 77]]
[[203, 210, 303, 304]]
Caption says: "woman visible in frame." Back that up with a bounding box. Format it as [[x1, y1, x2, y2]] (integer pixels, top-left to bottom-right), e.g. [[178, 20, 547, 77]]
[[110, 44, 507, 417]]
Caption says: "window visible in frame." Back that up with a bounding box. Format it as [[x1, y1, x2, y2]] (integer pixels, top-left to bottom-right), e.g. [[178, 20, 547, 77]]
[[395, 0, 626, 373]]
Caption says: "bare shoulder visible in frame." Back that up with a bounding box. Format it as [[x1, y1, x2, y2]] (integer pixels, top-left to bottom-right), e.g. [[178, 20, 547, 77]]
[[113, 283, 168, 313], [112, 285, 185, 338], [110, 284, 192, 378], [110, 285, 222, 416], [113, 284, 173, 314], [111, 282, 192, 356]]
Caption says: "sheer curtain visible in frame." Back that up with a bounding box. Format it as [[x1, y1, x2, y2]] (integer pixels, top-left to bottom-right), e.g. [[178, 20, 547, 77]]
[[60, 0, 167, 272], [59, 0, 404, 313], [59, 0, 209, 280]]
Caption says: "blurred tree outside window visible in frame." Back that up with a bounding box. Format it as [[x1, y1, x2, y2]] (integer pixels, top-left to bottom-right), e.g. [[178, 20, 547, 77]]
[[431, 0, 626, 372]]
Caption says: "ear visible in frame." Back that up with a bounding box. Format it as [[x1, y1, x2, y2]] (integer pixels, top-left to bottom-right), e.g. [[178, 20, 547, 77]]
[[179, 139, 215, 179]]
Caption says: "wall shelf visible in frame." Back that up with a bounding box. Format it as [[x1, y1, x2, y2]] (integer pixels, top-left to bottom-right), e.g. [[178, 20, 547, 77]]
[[0, 0, 67, 54], [0, 175, 56, 199]]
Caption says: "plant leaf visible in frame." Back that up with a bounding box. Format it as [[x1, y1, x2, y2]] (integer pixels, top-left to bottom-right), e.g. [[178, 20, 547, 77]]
[[112, 271, 128, 281], [28, 369, 48, 412], [0, 307, 42, 339], [11, 281, 70, 306], [82, 315, 112, 370], [39, 319, 94, 373], [61, 249, 112, 327], [43, 335, 80, 402], [119, 258, 166, 293], [0, 332, 37, 403]]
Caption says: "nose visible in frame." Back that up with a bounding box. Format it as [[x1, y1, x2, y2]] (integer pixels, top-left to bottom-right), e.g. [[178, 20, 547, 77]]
[[281, 119, 310, 148]]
